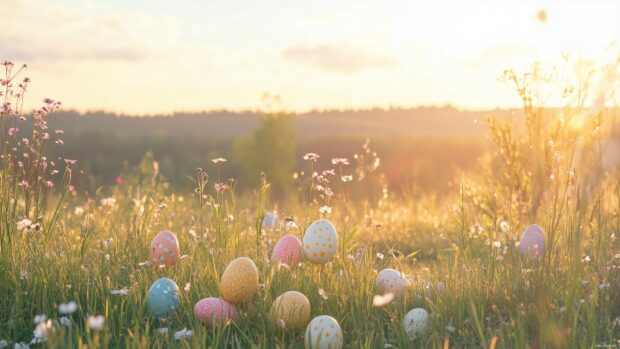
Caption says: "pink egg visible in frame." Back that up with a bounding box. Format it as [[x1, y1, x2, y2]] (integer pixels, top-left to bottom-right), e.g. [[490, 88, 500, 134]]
[[271, 235, 303, 266], [194, 297, 239, 326], [519, 224, 545, 261], [150, 230, 180, 267]]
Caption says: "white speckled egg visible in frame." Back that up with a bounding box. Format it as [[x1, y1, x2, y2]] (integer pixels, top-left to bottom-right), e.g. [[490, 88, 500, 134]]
[[304, 315, 343, 349], [403, 308, 429, 340], [303, 219, 337, 264], [519, 224, 545, 261], [271, 235, 303, 267], [147, 278, 180, 318], [150, 230, 180, 267], [375, 268, 405, 299], [220, 257, 259, 304], [270, 291, 311, 330], [193, 297, 238, 326]]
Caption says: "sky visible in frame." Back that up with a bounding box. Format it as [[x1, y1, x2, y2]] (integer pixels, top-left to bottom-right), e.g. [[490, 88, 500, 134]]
[[1, 0, 619, 114]]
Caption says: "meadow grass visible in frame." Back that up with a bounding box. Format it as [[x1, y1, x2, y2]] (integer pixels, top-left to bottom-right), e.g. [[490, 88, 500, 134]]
[[1, 60, 619, 348]]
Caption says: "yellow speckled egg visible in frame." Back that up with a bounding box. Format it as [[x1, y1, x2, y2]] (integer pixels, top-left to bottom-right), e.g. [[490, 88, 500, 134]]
[[270, 291, 311, 330], [150, 230, 180, 267], [220, 257, 259, 304], [303, 219, 338, 264]]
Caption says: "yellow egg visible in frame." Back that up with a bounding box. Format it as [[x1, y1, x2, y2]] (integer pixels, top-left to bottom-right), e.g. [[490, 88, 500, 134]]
[[303, 219, 338, 264], [220, 257, 259, 304], [270, 291, 311, 330]]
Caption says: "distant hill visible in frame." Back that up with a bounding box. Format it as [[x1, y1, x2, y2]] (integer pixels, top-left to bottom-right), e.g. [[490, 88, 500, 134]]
[[49, 106, 517, 139]]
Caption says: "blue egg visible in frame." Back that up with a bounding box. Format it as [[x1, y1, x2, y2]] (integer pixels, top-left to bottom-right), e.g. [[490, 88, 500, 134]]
[[147, 278, 180, 318]]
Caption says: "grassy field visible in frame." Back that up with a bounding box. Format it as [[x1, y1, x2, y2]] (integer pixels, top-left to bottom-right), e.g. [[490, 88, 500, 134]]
[[1, 61, 620, 348]]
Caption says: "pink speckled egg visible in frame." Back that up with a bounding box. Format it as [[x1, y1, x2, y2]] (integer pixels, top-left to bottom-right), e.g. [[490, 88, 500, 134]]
[[271, 235, 303, 266], [150, 230, 180, 267], [194, 297, 238, 326], [519, 224, 545, 261]]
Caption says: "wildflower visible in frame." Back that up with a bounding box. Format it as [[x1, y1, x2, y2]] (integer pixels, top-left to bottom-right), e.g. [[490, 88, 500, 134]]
[[157, 327, 169, 335], [318, 288, 329, 300], [318, 206, 332, 214], [0, 340, 6, 348], [59, 317, 71, 327], [64, 159, 76, 165], [499, 221, 509, 233], [58, 301, 77, 315], [321, 169, 335, 176], [599, 283, 610, 290], [173, 328, 192, 340], [376, 253, 384, 260], [303, 153, 320, 162], [372, 293, 395, 307], [17, 218, 33, 232], [33, 315, 47, 325], [111, 288, 129, 295], [278, 319, 286, 329], [184, 283, 191, 292], [32, 320, 53, 342], [18, 180, 29, 189], [74, 207, 84, 216], [437, 282, 446, 293], [100, 197, 116, 207], [211, 158, 227, 164], [341, 175, 353, 182], [116, 176, 123, 185], [214, 182, 229, 192], [8, 128, 17, 136], [87, 315, 105, 331], [13, 342, 29, 349], [583, 255, 591, 263], [331, 158, 350, 165]]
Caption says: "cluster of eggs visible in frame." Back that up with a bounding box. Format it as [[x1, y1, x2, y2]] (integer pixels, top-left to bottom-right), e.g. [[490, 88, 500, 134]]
[[145, 222, 548, 345], [271, 219, 338, 266]]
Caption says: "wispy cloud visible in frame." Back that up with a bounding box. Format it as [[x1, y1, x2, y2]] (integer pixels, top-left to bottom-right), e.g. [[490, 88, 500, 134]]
[[282, 43, 396, 74], [0, 0, 172, 62]]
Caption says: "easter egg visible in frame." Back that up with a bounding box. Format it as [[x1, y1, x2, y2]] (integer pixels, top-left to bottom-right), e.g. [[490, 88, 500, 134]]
[[150, 230, 180, 267], [193, 297, 238, 326], [270, 291, 311, 330], [304, 315, 343, 349], [303, 219, 338, 264], [519, 224, 545, 261], [147, 278, 180, 318], [403, 308, 429, 340], [263, 211, 278, 229], [375, 268, 405, 298], [221, 257, 259, 304], [271, 235, 303, 266]]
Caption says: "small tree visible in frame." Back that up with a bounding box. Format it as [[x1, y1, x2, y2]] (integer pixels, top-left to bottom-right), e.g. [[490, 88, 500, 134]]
[[234, 113, 296, 199]]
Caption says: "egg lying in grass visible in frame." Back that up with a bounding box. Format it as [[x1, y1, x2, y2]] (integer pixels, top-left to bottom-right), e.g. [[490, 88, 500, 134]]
[[147, 278, 180, 318], [375, 268, 405, 299], [150, 230, 180, 267], [270, 291, 311, 330], [403, 308, 429, 340], [519, 224, 545, 261], [271, 235, 303, 267], [303, 219, 338, 264], [194, 297, 238, 326], [263, 211, 278, 229], [221, 257, 259, 304], [304, 315, 343, 349]]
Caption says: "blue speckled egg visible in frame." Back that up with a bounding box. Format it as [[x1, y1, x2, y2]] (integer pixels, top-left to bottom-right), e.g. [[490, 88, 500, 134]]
[[147, 278, 180, 318]]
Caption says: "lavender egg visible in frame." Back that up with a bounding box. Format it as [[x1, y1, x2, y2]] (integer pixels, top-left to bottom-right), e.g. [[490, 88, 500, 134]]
[[519, 224, 545, 261]]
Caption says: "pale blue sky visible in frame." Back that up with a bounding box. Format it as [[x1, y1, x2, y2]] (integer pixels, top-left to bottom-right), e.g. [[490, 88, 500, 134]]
[[2, 0, 619, 114]]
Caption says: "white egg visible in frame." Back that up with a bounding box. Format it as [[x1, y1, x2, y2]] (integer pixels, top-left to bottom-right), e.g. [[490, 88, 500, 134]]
[[303, 219, 338, 264], [304, 315, 343, 349], [403, 308, 429, 340], [375, 268, 405, 299]]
